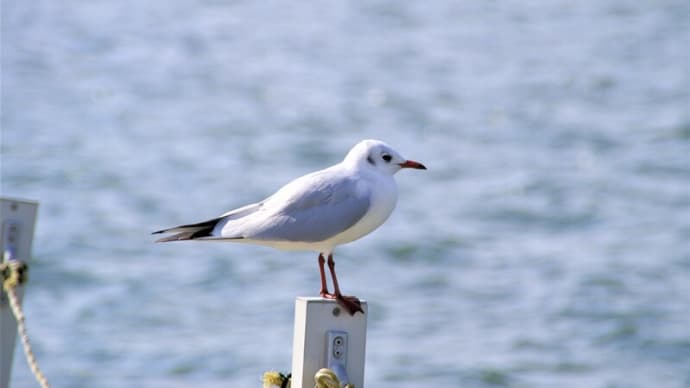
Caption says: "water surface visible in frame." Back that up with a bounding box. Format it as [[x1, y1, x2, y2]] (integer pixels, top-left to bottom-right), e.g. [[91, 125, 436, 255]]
[[2, 1, 689, 387]]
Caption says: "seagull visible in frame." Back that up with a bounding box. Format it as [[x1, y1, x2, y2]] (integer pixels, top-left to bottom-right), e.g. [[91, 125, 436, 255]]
[[153, 139, 426, 315]]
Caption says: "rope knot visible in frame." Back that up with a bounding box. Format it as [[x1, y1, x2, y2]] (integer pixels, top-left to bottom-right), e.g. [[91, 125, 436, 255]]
[[1, 260, 28, 290]]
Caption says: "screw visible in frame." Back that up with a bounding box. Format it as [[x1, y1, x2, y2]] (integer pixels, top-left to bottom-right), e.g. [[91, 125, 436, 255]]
[[332, 307, 341, 316]]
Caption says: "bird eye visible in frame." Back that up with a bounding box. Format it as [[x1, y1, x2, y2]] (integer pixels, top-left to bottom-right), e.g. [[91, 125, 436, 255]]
[[382, 154, 392, 162]]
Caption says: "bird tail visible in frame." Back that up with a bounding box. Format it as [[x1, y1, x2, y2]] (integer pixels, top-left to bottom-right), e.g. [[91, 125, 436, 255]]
[[152, 217, 223, 242]]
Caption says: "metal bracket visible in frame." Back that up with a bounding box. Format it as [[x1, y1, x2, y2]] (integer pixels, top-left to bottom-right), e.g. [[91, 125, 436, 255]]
[[326, 330, 349, 386], [1, 221, 21, 307], [2, 221, 20, 262]]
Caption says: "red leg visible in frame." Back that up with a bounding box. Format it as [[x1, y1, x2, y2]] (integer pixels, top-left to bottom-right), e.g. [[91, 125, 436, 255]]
[[318, 253, 333, 298], [327, 254, 363, 315]]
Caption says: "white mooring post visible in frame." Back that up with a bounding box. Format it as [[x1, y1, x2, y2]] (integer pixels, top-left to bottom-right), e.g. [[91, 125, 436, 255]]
[[291, 297, 368, 388], [1, 198, 39, 388]]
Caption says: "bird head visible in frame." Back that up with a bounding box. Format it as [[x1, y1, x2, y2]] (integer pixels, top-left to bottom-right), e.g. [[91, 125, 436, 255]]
[[344, 139, 427, 175]]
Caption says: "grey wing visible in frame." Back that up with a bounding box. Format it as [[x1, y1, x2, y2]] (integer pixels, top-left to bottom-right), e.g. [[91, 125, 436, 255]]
[[250, 177, 370, 242]]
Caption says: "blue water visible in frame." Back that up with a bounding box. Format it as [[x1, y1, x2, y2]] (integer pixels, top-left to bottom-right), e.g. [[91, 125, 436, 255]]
[[2, 1, 690, 387]]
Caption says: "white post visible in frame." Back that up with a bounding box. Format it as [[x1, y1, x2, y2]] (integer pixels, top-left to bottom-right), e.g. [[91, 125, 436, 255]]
[[1, 198, 39, 388], [291, 297, 367, 388]]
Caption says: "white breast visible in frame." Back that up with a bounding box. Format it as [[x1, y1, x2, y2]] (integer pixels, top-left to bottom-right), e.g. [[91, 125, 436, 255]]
[[329, 173, 398, 247]]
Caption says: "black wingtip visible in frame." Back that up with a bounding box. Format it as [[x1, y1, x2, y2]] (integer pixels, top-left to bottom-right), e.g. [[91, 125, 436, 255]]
[[154, 231, 196, 242]]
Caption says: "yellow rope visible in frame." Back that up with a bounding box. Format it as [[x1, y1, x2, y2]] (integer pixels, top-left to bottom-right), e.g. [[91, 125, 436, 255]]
[[2, 261, 50, 388], [314, 368, 355, 388], [262, 368, 355, 388], [314, 368, 340, 388], [262, 371, 289, 388]]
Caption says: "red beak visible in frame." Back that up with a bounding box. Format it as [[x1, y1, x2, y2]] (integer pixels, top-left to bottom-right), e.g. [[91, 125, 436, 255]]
[[398, 160, 427, 170]]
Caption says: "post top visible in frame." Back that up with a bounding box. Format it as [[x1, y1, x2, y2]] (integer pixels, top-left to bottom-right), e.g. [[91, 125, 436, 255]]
[[0, 197, 39, 207], [296, 296, 367, 304]]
